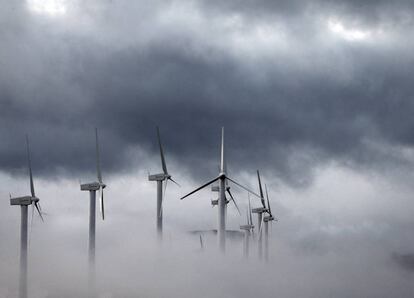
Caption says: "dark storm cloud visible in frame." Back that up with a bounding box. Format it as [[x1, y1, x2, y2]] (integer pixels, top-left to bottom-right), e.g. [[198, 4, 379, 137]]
[[1, 0, 414, 185], [392, 253, 414, 272]]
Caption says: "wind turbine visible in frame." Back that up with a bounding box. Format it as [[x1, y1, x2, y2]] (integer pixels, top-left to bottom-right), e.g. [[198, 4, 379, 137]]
[[240, 194, 254, 258], [251, 170, 267, 260], [263, 184, 277, 262], [179, 127, 260, 252], [9, 135, 44, 298], [148, 126, 179, 240], [80, 128, 106, 289]]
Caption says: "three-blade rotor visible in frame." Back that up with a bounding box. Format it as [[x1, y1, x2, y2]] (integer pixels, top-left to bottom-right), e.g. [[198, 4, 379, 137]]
[[179, 128, 260, 209]]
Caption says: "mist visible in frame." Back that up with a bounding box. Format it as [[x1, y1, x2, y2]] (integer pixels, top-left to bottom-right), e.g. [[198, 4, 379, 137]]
[[1, 160, 414, 297]]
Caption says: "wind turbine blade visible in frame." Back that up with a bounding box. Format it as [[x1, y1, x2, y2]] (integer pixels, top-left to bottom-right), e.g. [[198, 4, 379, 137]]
[[256, 170, 266, 208], [168, 177, 180, 187], [100, 187, 105, 220], [95, 128, 102, 183], [157, 126, 168, 175], [34, 202, 44, 222], [220, 127, 226, 173], [257, 170, 264, 198], [226, 177, 261, 199], [226, 189, 241, 215], [265, 184, 272, 216], [179, 176, 220, 200], [26, 135, 35, 197], [199, 235, 204, 249]]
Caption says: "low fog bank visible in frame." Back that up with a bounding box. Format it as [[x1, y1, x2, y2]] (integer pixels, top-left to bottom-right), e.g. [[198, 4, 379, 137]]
[[1, 232, 413, 298], [1, 162, 414, 297]]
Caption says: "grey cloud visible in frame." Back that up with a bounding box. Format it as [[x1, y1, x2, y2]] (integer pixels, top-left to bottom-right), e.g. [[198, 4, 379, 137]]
[[197, 0, 414, 26], [1, 0, 414, 187]]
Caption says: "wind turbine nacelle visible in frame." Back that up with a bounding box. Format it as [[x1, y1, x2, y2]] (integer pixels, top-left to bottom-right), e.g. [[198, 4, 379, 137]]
[[80, 182, 105, 191], [10, 196, 32, 206], [252, 207, 267, 214], [211, 185, 230, 192], [264, 215, 274, 222], [148, 173, 168, 181]]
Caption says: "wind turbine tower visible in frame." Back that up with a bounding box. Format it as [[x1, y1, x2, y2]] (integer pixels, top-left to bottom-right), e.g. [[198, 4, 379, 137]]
[[80, 128, 106, 290], [180, 127, 259, 252], [9, 135, 43, 298], [148, 127, 179, 240]]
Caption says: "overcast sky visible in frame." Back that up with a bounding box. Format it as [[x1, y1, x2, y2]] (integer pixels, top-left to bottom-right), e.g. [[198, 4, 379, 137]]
[[1, 1, 414, 297]]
